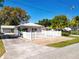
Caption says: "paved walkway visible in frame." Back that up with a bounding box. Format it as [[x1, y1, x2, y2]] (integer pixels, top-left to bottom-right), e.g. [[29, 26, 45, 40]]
[[2, 38, 79, 59]]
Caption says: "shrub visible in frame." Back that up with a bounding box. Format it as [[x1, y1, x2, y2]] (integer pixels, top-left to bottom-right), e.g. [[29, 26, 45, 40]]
[[71, 30, 79, 35], [62, 31, 71, 36]]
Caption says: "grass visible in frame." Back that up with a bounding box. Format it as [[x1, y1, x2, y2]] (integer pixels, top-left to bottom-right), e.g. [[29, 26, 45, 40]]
[[47, 36, 79, 48], [0, 40, 5, 57]]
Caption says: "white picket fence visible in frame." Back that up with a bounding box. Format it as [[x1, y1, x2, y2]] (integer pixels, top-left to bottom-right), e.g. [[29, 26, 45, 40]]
[[22, 31, 62, 40]]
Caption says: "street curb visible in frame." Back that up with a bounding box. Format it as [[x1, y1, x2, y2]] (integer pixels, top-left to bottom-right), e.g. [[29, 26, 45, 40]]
[[1, 40, 7, 59], [0, 53, 5, 59]]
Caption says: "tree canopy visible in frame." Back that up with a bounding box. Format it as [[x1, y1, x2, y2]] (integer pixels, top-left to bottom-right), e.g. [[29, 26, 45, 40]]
[[51, 15, 68, 29], [37, 19, 51, 27], [70, 16, 79, 29], [37, 15, 69, 29], [37, 15, 79, 30], [0, 6, 30, 25]]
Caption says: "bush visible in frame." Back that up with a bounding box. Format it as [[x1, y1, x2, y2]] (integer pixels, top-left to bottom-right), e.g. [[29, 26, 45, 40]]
[[71, 30, 79, 35], [0, 36, 2, 39], [62, 31, 71, 36], [0, 33, 4, 39]]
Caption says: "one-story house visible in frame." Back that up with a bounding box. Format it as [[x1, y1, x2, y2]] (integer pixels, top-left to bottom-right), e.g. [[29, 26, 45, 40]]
[[18, 23, 43, 32], [17, 23, 61, 40]]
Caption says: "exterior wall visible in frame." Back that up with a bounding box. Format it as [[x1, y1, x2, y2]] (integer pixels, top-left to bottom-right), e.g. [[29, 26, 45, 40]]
[[22, 32, 32, 40], [14, 28, 19, 36], [20, 26, 42, 32], [37, 27, 41, 32]]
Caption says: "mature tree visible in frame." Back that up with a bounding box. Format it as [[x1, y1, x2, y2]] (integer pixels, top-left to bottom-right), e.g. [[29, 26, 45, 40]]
[[37, 19, 51, 27], [69, 19, 77, 27], [70, 16, 79, 29], [74, 16, 79, 21], [0, 6, 30, 25], [51, 15, 68, 29], [73, 16, 79, 25]]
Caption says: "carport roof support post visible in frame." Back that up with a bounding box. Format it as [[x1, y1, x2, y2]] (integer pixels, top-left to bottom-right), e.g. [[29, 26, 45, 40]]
[[30, 32, 32, 40]]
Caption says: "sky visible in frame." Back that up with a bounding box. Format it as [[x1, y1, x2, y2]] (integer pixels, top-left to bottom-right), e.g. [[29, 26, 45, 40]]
[[4, 0, 79, 23]]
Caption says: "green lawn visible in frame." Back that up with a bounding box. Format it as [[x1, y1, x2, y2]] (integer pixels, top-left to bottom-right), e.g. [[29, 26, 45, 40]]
[[47, 36, 79, 48], [0, 40, 5, 57]]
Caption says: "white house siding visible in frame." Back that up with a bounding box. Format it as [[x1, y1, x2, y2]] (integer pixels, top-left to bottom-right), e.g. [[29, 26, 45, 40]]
[[22, 32, 32, 40], [14, 28, 19, 36]]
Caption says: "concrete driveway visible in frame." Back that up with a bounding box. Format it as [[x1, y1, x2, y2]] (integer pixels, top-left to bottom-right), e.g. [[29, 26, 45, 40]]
[[2, 38, 56, 59], [2, 38, 79, 59], [28, 43, 79, 59]]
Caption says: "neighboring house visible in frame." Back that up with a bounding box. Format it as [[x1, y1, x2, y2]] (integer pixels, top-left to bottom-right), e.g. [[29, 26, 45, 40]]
[[63, 27, 72, 31], [1, 25, 19, 37]]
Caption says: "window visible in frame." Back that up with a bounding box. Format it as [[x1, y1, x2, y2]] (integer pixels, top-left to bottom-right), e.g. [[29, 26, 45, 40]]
[[3, 28, 14, 33], [21, 28, 28, 32], [32, 28, 37, 32]]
